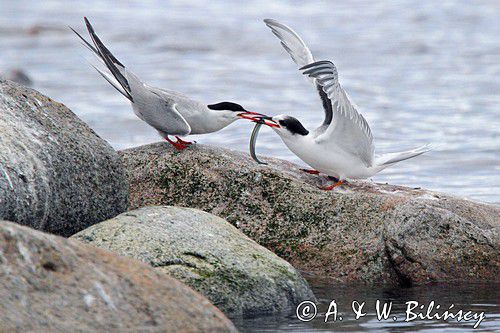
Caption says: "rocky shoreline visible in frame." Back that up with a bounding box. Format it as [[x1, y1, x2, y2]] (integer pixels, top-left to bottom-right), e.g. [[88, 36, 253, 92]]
[[1, 79, 499, 330], [120, 142, 500, 286]]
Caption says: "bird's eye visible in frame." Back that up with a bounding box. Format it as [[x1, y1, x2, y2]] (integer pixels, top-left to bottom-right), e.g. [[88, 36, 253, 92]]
[[279, 120, 286, 126]]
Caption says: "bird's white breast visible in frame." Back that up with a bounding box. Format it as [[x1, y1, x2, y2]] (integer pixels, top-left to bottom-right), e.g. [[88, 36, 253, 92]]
[[280, 134, 373, 179]]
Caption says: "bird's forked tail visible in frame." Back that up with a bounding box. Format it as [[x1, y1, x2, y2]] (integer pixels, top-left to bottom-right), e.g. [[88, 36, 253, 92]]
[[374, 144, 433, 169]]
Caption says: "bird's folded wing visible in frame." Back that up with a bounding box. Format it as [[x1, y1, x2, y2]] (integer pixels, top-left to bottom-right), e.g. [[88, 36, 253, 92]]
[[301, 60, 374, 166], [146, 89, 192, 136]]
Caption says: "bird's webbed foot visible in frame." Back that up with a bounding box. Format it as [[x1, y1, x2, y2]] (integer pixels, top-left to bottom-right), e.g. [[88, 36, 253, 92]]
[[175, 136, 194, 145], [320, 179, 344, 191], [300, 168, 320, 175], [165, 136, 190, 151]]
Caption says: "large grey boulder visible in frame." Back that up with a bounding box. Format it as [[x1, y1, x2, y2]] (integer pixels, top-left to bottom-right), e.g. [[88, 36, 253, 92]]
[[0, 79, 128, 236], [0, 220, 237, 332], [120, 142, 500, 286], [72, 206, 315, 317]]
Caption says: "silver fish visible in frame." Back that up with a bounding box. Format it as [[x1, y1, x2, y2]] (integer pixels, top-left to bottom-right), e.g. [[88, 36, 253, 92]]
[[249, 122, 267, 165]]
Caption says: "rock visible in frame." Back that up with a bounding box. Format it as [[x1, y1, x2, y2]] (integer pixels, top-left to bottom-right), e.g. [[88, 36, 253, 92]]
[[0, 220, 236, 332], [119, 142, 500, 286], [1, 69, 33, 86], [72, 206, 315, 317], [0, 79, 128, 236]]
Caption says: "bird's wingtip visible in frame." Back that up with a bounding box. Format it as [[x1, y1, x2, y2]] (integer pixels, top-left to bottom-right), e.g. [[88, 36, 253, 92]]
[[263, 18, 282, 28], [424, 143, 438, 151], [84, 17, 93, 30], [299, 60, 332, 71]]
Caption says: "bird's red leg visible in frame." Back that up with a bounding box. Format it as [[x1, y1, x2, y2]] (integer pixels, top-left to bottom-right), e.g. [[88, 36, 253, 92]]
[[300, 168, 320, 175], [175, 136, 193, 145], [165, 136, 188, 151], [320, 180, 344, 191]]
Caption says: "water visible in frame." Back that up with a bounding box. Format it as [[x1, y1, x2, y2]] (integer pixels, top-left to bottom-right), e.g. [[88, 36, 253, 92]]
[[1, 0, 499, 204], [1, 2, 499, 331], [233, 281, 500, 332]]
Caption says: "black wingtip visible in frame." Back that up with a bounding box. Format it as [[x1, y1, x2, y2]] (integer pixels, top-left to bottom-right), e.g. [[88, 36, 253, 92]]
[[84, 17, 94, 33], [81, 16, 132, 100], [299, 60, 332, 71], [299, 63, 313, 71], [83, 17, 125, 68]]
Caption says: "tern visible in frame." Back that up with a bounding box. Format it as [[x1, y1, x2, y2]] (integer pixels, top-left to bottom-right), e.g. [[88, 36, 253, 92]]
[[260, 19, 432, 190], [71, 18, 262, 150]]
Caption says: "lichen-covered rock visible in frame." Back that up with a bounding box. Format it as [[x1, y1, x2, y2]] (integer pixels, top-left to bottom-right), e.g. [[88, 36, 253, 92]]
[[119, 142, 500, 286], [72, 206, 315, 317], [0, 220, 237, 332], [0, 79, 128, 236]]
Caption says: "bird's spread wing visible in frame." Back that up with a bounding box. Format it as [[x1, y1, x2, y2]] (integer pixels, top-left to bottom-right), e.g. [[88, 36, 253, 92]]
[[264, 19, 333, 126], [264, 19, 314, 68], [301, 61, 374, 166]]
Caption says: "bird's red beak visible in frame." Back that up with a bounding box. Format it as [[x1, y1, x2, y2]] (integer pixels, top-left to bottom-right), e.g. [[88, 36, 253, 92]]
[[237, 111, 265, 121], [253, 116, 280, 128], [238, 112, 280, 128]]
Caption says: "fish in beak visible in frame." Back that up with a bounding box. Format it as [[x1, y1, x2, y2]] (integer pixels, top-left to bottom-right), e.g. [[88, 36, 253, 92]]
[[248, 115, 280, 165]]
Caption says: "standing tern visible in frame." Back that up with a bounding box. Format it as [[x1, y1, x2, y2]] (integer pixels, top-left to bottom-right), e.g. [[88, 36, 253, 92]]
[[71, 18, 263, 150], [257, 19, 432, 190]]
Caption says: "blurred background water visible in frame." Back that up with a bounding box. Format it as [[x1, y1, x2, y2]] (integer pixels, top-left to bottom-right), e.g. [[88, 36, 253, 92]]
[[0, 0, 498, 204], [1, 1, 499, 331]]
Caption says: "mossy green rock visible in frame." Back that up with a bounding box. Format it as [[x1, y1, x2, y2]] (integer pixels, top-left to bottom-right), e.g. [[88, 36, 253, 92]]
[[72, 206, 315, 317], [119, 143, 500, 286]]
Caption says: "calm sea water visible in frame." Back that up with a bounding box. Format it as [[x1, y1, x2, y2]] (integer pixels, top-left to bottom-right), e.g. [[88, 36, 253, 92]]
[[1, 0, 499, 204], [1, 1, 499, 331], [233, 281, 500, 332]]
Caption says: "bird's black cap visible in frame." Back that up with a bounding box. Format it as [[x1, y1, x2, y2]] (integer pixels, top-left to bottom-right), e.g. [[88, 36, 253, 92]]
[[279, 116, 309, 136], [207, 102, 246, 112]]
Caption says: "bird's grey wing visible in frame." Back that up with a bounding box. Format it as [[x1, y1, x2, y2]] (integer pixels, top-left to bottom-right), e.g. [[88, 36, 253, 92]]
[[264, 19, 333, 126], [141, 89, 191, 136], [301, 60, 374, 166], [148, 85, 203, 119]]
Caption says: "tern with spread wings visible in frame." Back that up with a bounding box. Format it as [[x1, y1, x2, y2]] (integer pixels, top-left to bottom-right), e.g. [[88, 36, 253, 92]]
[[256, 19, 432, 189]]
